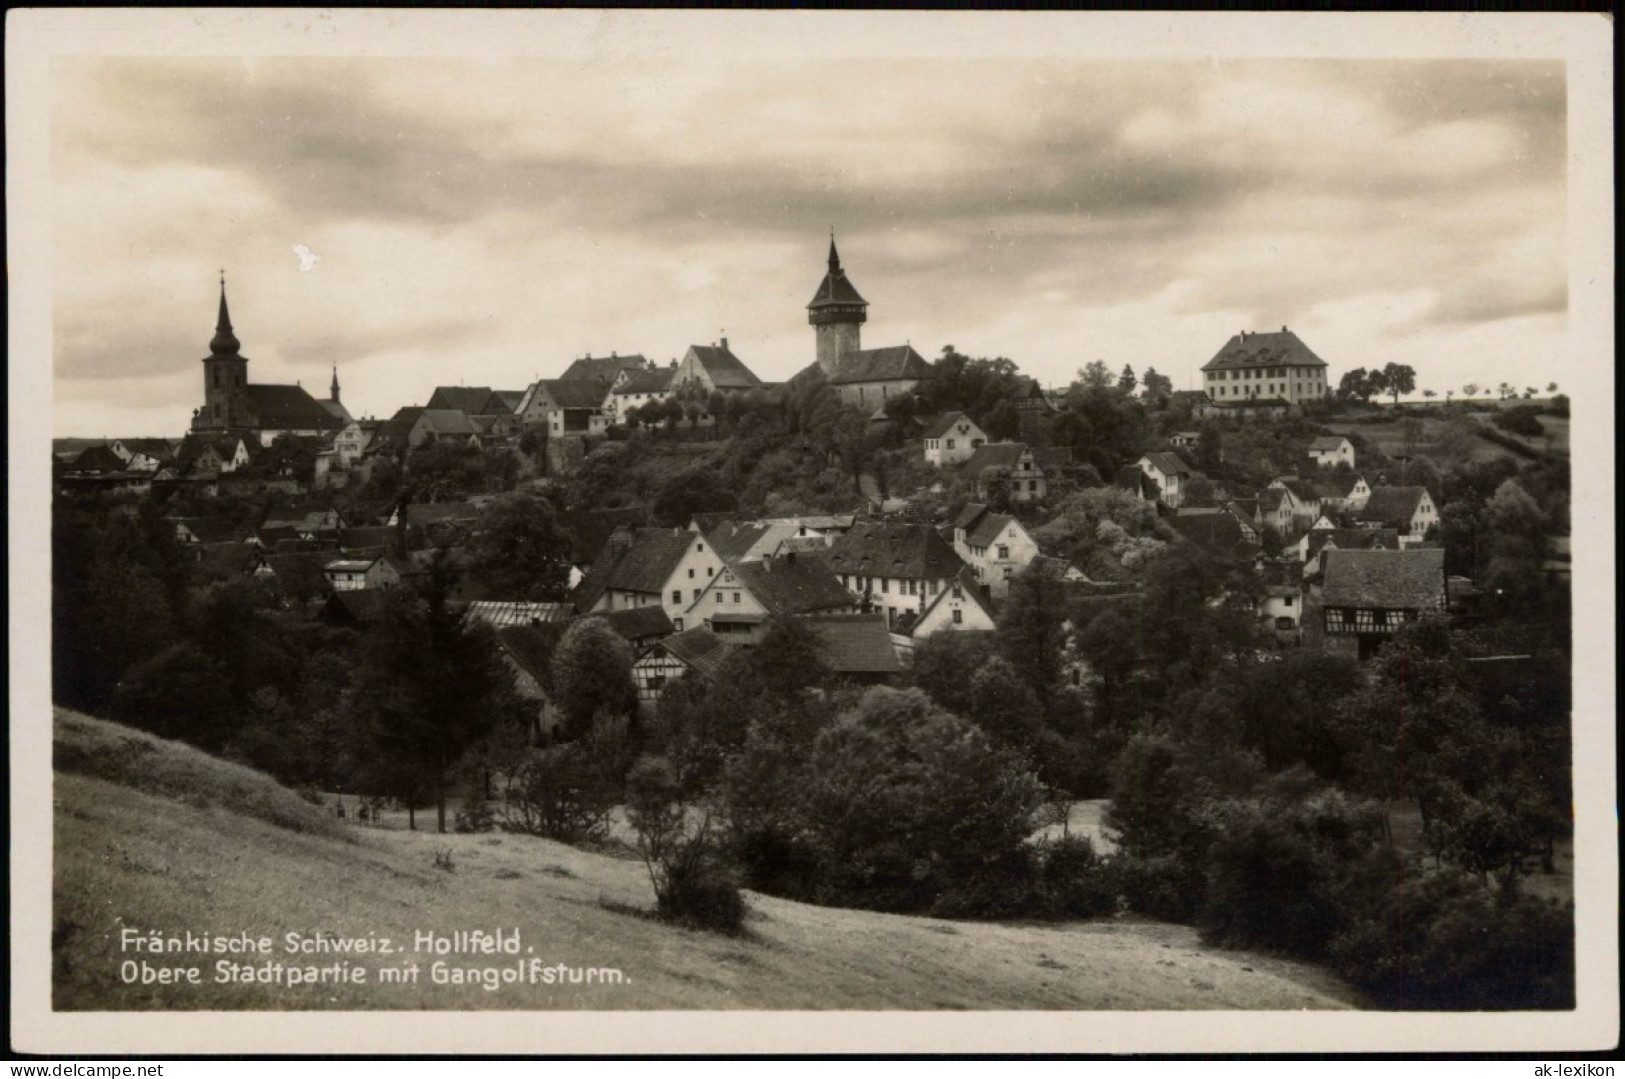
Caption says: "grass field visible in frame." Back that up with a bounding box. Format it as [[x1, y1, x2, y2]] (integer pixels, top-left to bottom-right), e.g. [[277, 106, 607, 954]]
[[1318, 413, 1564, 465], [51, 710, 1361, 1012]]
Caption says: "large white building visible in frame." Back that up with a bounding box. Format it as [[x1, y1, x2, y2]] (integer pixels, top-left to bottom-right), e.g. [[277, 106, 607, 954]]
[[1200, 327, 1329, 408]]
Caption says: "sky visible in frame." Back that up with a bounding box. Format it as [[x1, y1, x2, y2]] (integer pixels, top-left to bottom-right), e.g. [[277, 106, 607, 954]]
[[49, 46, 1572, 437]]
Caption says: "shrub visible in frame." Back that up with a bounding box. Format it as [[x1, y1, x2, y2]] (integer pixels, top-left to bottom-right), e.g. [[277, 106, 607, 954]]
[[500, 744, 615, 843], [1330, 869, 1574, 1010], [1493, 405, 1545, 438], [1036, 835, 1119, 919], [625, 756, 746, 933], [1116, 853, 1205, 924]]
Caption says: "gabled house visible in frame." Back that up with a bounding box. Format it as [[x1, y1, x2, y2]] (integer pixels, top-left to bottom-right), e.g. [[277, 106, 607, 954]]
[[1256, 487, 1296, 535], [1298, 527, 1401, 576], [685, 551, 860, 643], [1115, 465, 1161, 505], [827, 345, 933, 409], [1356, 486, 1440, 540], [965, 442, 1057, 505], [410, 409, 482, 449], [1257, 560, 1305, 638], [1319, 547, 1447, 660], [632, 626, 732, 704], [909, 566, 999, 640], [1137, 452, 1196, 509], [264, 503, 346, 534], [515, 379, 613, 439], [170, 516, 242, 545], [950, 503, 1040, 599], [559, 353, 650, 389], [802, 614, 903, 682], [1267, 477, 1322, 528], [1308, 436, 1356, 469], [322, 553, 409, 592], [1167, 510, 1260, 566], [1200, 326, 1330, 409], [672, 340, 763, 395], [1315, 472, 1372, 513], [1169, 431, 1199, 449], [822, 521, 968, 630], [607, 365, 677, 423], [572, 527, 723, 626], [426, 386, 518, 416], [922, 412, 988, 467]]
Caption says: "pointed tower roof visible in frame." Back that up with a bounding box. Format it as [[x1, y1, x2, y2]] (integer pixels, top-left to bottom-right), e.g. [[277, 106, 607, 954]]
[[330, 365, 341, 402], [807, 234, 868, 311], [210, 273, 242, 356]]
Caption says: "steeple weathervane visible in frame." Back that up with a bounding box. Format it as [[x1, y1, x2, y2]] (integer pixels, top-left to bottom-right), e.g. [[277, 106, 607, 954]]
[[211, 271, 240, 355]]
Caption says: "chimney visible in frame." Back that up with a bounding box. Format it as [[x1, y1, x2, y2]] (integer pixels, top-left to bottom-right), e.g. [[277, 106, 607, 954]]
[[761, 553, 773, 572], [1281, 325, 1288, 332], [720, 337, 728, 350]]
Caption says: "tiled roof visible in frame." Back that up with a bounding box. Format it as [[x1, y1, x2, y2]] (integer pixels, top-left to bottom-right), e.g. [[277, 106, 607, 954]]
[[684, 344, 762, 389], [427, 387, 495, 413], [1200, 329, 1328, 373], [417, 409, 480, 436], [1168, 390, 1213, 406], [242, 384, 347, 429], [492, 390, 527, 413], [1260, 560, 1303, 590], [923, 411, 979, 440], [172, 516, 241, 543], [1322, 548, 1446, 609], [559, 355, 649, 384], [1357, 486, 1428, 525], [1169, 511, 1248, 554], [533, 379, 612, 410], [1307, 528, 1400, 559], [807, 242, 868, 309], [918, 566, 998, 629], [573, 528, 697, 609], [1273, 478, 1320, 502], [803, 614, 901, 674], [703, 521, 774, 564], [613, 368, 676, 396], [320, 589, 387, 625], [964, 442, 1035, 475], [656, 626, 732, 679], [70, 445, 127, 473], [823, 521, 966, 581], [371, 407, 425, 450], [1309, 436, 1350, 452], [1315, 473, 1366, 499], [967, 511, 1019, 550], [730, 555, 856, 617], [1141, 452, 1192, 477], [952, 502, 989, 531], [828, 345, 932, 386]]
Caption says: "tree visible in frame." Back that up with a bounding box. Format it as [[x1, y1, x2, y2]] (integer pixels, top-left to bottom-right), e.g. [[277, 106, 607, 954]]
[[998, 559, 1071, 712], [1117, 364, 1138, 394], [1382, 363, 1417, 406], [1422, 389, 1437, 401], [652, 467, 736, 527], [1195, 422, 1223, 473], [550, 617, 637, 741], [464, 492, 573, 601], [1365, 367, 1391, 404], [1462, 383, 1480, 399], [350, 568, 515, 832], [1077, 360, 1113, 391], [1140, 367, 1174, 409], [1338, 368, 1375, 403]]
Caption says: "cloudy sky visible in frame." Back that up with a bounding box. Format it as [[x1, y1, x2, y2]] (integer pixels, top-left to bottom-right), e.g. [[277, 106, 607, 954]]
[[48, 29, 1573, 436]]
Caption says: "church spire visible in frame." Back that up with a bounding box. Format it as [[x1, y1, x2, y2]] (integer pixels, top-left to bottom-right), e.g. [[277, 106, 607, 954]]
[[828, 231, 841, 273], [210, 271, 241, 356], [330, 365, 341, 404]]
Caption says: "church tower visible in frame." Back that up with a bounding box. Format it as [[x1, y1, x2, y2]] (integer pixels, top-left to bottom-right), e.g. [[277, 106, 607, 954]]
[[807, 235, 867, 376], [195, 273, 250, 432], [330, 365, 341, 404]]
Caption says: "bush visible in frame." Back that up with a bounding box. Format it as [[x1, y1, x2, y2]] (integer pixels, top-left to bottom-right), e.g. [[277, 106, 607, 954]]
[[1330, 869, 1574, 1010], [1036, 835, 1120, 919], [1494, 405, 1545, 438], [625, 757, 746, 933], [500, 744, 615, 843], [1117, 853, 1205, 924]]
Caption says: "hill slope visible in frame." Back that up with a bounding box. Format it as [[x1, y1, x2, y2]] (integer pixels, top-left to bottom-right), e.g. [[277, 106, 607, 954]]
[[52, 710, 1360, 1011]]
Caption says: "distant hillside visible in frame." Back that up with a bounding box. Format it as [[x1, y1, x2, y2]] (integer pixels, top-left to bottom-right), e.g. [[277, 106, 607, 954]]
[[51, 710, 1360, 1013]]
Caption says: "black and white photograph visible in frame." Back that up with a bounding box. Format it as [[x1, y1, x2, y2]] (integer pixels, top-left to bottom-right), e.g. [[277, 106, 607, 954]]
[[8, 9, 1616, 1057]]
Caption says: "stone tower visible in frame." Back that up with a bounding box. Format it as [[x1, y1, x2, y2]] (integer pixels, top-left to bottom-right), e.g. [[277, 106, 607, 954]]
[[195, 273, 250, 432], [807, 235, 867, 376]]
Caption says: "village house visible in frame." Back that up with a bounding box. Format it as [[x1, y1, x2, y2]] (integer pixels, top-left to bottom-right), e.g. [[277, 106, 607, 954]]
[[1267, 477, 1323, 529], [822, 521, 967, 629], [671, 340, 763, 397], [1258, 560, 1305, 640], [951, 503, 1040, 599], [1298, 526, 1401, 577], [1308, 436, 1356, 469], [514, 379, 614, 439], [169, 516, 242, 545], [685, 551, 860, 642], [966, 442, 1056, 505], [1199, 326, 1330, 411], [558, 353, 650, 390], [322, 552, 409, 592], [496, 607, 676, 741], [1114, 465, 1161, 505], [1256, 487, 1296, 535], [632, 626, 732, 706], [607, 365, 677, 423], [802, 614, 903, 683], [1315, 471, 1372, 514], [827, 345, 935, 410], [572, 527, 724, 626], [1137, 452, 1196, 509], [464, 601, 572, 628], [1318, 547, 1447, 660], [1167, 510, 1261, 566], [1356, 485, 1440, 540], [1169, 431, 1199, 449], [907, 566, 999, 643], [922, 412, 988, 467], [409, 409, 482, 449]]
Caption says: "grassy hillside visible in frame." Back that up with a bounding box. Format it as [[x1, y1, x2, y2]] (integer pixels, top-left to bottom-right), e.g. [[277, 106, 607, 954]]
[[52, 710, 1361, 1011]]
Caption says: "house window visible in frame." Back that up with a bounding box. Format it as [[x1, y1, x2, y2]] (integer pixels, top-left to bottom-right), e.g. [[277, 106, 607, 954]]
[[881, 578, 890, 593], [671, 619, 683, 633], [946, 439, 955, 450], [687, 568, 694, 578], [998, 545, 1009, 559], [671, 590, 682, 605], [952, 608, 963, 624], [693, 589, 701, 601], [1284, 596, 1294, 607], [732, 592, 740, 604]]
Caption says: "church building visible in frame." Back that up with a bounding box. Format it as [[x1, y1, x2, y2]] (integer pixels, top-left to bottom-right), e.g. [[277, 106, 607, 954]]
[[807, 237, 933, 408], [191, 275, 347, 446]]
